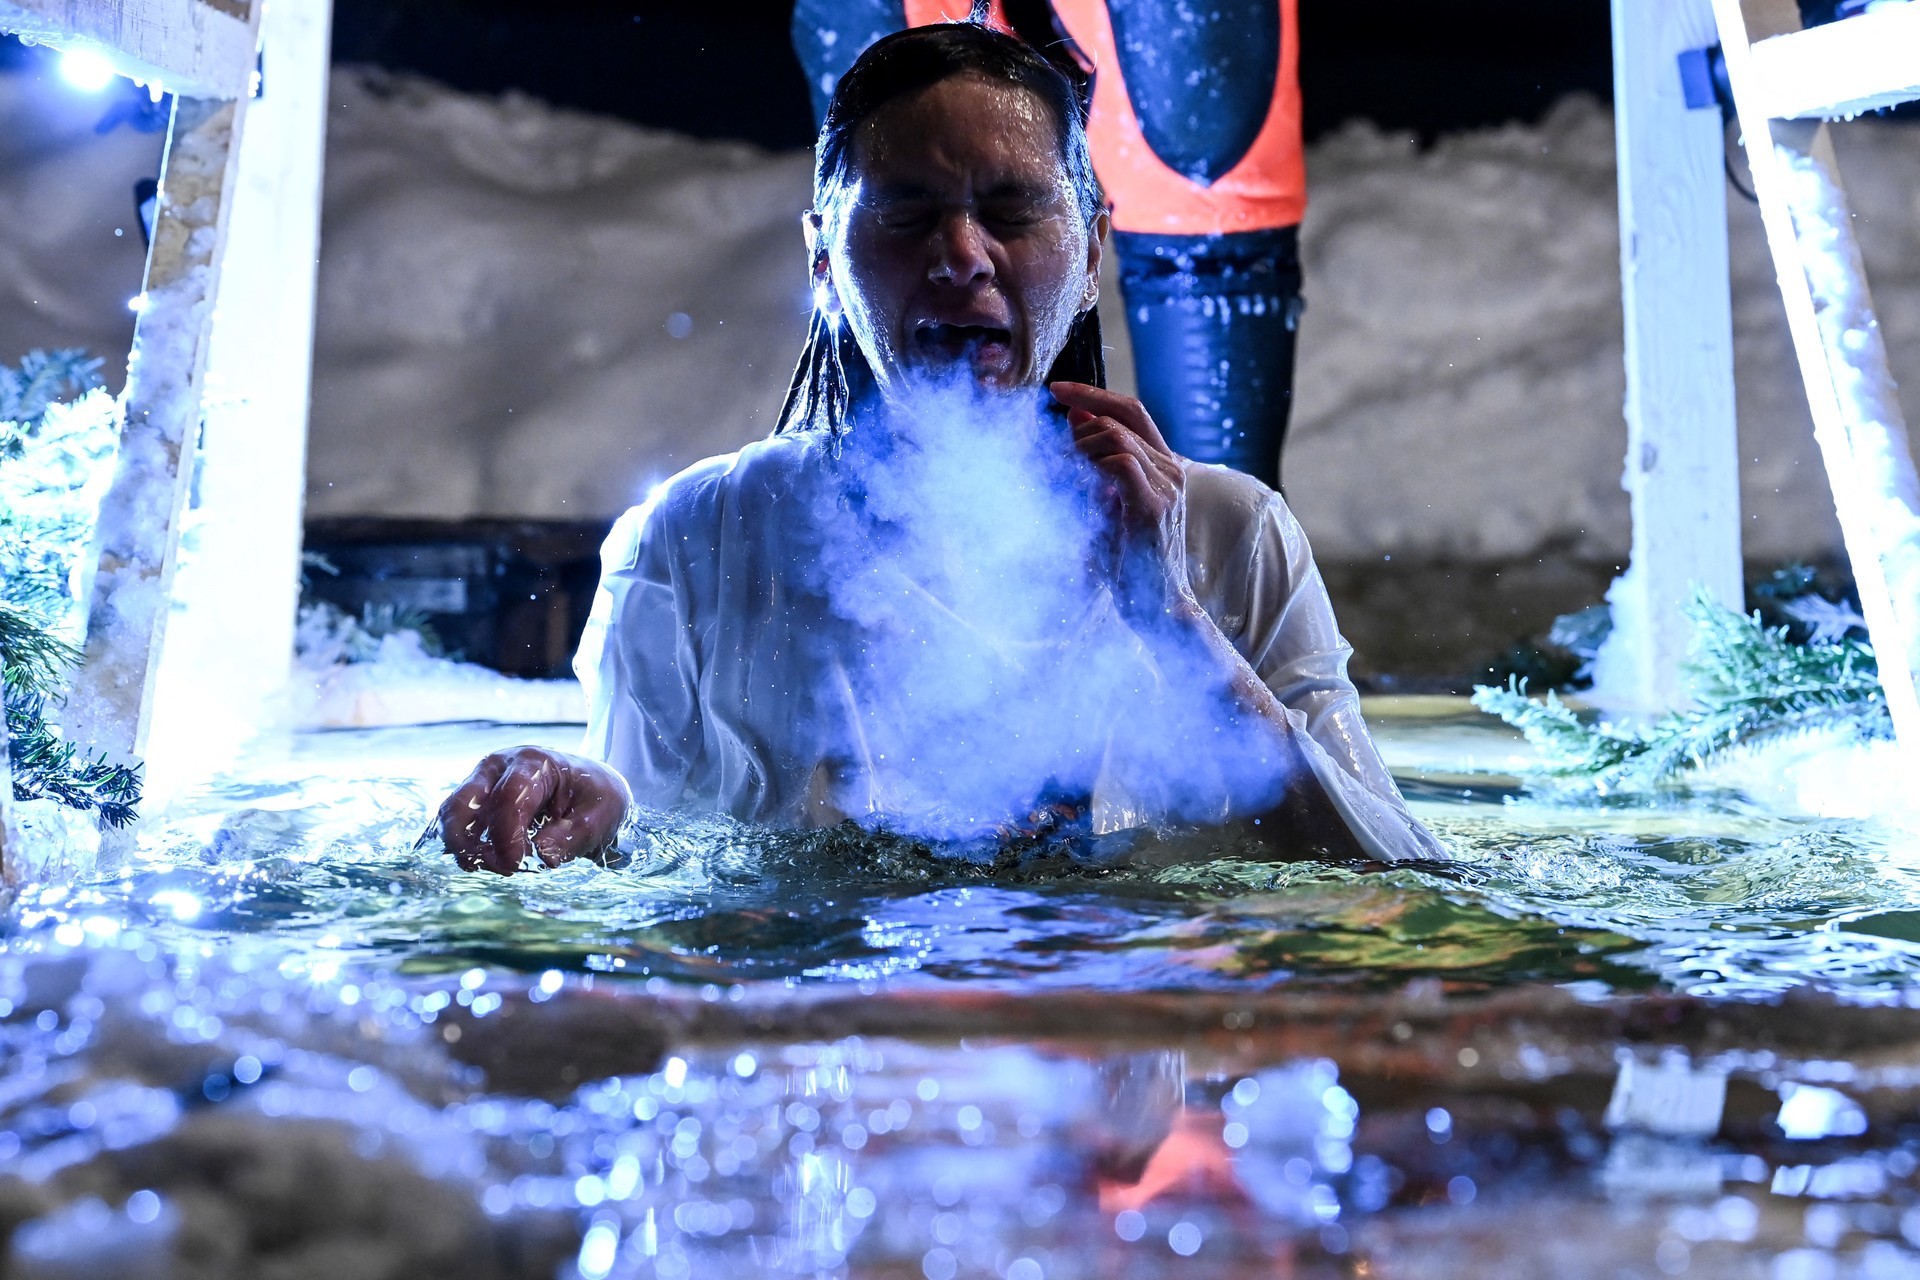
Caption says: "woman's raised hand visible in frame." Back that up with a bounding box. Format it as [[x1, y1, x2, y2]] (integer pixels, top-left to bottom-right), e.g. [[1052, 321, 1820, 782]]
[[435, 746, 631, 876], [1051, 381, 1191, 622]]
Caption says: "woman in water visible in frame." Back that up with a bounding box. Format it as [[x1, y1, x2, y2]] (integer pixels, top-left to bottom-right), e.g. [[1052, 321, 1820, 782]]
[[435, 19, 1442, 874]]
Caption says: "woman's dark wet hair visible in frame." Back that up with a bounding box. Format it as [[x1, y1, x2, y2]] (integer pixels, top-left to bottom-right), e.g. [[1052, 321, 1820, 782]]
[[775, 17, 1107, 442]]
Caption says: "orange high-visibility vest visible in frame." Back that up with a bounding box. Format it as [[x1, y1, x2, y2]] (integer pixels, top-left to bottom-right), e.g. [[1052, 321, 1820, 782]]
[[904, 1, 1012, 30], [905, 0, 1306, 236]]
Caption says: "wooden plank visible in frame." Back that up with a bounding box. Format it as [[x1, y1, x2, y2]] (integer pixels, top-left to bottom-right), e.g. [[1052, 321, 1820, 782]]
[[1712, 0, 1920, 751], [146, 0, 333, 798], [60, 89, 253, 782], [1590, 0, 1743, 713], [1747, 2, 1920, 121], [0, 0, 255, 99]]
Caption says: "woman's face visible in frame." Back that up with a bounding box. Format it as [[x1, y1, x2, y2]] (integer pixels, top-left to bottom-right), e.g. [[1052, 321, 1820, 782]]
[[813, 74, 1105, 398]]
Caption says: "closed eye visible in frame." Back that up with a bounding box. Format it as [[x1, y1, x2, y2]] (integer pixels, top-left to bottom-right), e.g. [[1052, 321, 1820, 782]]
[[982, 203, 1044, 230], [879, 212, 939, 232]]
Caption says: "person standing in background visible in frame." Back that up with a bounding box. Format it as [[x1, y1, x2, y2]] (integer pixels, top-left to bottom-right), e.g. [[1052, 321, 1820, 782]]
[[792, 0, 1307, 491]]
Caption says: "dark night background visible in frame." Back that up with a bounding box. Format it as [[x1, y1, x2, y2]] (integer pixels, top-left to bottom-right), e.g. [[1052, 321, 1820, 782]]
[[328, 0, 1616, 148]]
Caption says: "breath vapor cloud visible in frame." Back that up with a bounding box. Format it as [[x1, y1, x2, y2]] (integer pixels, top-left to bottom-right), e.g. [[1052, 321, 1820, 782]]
[[795, 376, 1299, 841]]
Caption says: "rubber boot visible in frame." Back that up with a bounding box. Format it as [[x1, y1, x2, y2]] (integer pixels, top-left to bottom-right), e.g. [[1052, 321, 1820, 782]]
[[1114, 226, 1303, 492]]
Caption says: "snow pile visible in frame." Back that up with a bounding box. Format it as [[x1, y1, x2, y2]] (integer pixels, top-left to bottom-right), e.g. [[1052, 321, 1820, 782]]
[[302, 86, 1920, 565], [1290, 97, 1920, 563], [294, 647, 582, 730], [290, 603, 582, 728], [7, 65, 1920, 563], [308, 68, 815, 521], [1693, 727, 1920, 823]]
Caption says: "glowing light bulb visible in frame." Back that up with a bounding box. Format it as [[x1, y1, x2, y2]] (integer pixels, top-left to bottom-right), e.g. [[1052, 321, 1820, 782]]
[[59, 49, 116, 92]]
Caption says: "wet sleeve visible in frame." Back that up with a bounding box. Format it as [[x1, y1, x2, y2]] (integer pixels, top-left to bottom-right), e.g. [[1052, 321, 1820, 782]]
[[1230, 496, 1448, 862], [574, 496, 703, 808]]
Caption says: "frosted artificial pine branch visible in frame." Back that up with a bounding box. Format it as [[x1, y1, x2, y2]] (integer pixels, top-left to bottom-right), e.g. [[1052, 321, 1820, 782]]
[[4, 695, 140, 828], [0, 350, 142, 826], [0, 349, 103, 429], [1473, 586, 1889, 790], [0, 597, 79, 700]]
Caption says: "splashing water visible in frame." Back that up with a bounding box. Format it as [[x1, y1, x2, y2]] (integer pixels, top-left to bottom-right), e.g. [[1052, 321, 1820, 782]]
[[5, 700, 1920, 1277], [13, 703, 1920, 998]]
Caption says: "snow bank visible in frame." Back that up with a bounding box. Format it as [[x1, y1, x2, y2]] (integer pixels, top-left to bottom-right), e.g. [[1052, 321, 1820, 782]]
[[1292, 97, 1920, 563], [7, 64, 1920, 563], [295, 641, 583, 728], [1695, 729, 1920, 824], [306, 68, 818, 521]]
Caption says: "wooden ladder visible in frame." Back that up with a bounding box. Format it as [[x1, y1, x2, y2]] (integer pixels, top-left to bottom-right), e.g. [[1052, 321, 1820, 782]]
[[1711, 0, 1920, 749], [0, 0, 330, 879]]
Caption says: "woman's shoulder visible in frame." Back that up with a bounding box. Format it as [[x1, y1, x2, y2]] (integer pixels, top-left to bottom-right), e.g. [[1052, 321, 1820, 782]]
[[600, 433, 821, 570], [626, 435, 819, 527], [1181, 460, 1301, 555], [1179, 459, 1323, 625]]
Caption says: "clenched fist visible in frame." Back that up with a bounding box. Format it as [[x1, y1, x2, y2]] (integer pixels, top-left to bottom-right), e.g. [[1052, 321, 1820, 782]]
[[434, 746, 631, 876]]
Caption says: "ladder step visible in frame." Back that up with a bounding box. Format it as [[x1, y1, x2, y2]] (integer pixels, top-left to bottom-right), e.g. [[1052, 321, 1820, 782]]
[[1747, 1, 1920, 120]]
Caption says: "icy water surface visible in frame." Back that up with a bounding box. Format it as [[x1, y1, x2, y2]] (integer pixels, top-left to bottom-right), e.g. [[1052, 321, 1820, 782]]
[[7, 698, 1920, 1279], [13, 700, 1920, 998]]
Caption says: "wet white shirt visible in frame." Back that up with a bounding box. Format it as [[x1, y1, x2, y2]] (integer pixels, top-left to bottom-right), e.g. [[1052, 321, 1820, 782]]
[[576, 427, 1444, 862]]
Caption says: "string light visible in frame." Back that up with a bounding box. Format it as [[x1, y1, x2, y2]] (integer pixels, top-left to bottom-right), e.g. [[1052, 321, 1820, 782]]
[[57, 48, 115, 92]]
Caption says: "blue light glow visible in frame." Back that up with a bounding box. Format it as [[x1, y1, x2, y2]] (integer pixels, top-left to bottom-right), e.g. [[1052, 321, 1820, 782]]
[[58, 49, 116, 92]]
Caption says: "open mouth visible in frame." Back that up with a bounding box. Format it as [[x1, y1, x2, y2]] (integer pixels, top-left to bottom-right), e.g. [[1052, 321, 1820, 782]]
[[914, 322, 1014, 364]]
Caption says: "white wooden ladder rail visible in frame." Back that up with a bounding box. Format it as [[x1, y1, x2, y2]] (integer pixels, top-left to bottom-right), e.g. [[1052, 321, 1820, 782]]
[[1599, 0, 1920, 755], [1712, 0, 1920, 749]]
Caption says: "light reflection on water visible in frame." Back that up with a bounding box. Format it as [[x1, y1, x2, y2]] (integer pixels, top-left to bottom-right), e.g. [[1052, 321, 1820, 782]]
[[7, 699, 1920, 1277], [4, 942, 1920, 1279]]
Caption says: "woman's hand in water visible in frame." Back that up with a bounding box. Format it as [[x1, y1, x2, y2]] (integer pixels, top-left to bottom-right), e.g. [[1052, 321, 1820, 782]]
[[436, 747, 631, 875], [1051, 381, 1191, 621]]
